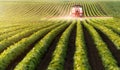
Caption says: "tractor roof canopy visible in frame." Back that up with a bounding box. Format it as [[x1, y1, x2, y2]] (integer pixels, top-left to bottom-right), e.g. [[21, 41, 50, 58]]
[[72, 5, 83, 7]]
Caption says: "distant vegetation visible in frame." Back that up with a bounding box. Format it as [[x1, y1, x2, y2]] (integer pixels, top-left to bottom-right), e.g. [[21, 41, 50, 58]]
[[100, 1, 120, 18]]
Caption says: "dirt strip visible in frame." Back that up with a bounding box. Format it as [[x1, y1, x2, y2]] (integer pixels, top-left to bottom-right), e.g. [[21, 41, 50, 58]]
[[96, 28, 120, 67], [82, 23, 105, 70], [64, 24, 76, 70]]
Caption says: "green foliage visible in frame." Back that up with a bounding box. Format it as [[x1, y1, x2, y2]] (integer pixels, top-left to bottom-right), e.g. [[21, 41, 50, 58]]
[[0, 22, 58, 52], [47, 21, 75, 70], [74, 20, 91, 70], [91, 19, 120, 34], [88, 20, 120, 50], [0, 22, 63, 70], [100, 1, 120, 18], [14, 22, 70, 70], [83, 20, 120, 70]]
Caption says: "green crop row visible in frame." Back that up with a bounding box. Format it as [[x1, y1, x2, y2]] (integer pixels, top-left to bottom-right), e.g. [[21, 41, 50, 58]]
[[0, 21, 57, 41], [0, 26, 31, 41], [83, 21, 120, 70], [14, 22, 70, 70], [0, 21, 68, 70], [80, 1, 105, 17], [91, 19, 120, 34], [87, 20, 120, 50], [74, 20, 90, 70], [47, 21, 75, 70], [0, 22, 62, 53], [0, 23, 37, 35], [0, 1, 107, 19], [0, 21, 50, 36]]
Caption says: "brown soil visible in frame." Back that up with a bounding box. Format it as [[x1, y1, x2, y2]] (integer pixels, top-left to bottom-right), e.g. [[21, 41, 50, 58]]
[[96, 29, 120, 67], [5, 19, 120, 70], [6, 30, 49, 70], [36, 29, 65, 70], [36, 21, 69, 70], [82, 23, 105, 70], [64, 23, 76, 70]]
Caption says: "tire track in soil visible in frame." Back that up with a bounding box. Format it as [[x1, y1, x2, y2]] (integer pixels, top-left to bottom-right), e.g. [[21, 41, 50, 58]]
[[82, 24, 105, 70], [64, 24, 76, 70], [36, 24, 69, 70], [96, 29, 120, 67]]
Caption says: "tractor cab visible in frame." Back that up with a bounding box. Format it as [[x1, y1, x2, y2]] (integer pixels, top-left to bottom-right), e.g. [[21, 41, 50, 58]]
[[70, 5, 83, 17]]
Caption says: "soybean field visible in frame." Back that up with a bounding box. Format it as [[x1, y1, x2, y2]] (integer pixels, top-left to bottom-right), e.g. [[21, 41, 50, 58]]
[[0, 0, 120, 70]]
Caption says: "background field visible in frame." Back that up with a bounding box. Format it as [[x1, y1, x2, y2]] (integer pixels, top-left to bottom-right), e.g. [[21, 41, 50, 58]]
[[0, 0, 120, 22]]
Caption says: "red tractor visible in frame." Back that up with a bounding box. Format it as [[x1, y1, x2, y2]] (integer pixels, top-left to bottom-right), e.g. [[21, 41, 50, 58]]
[[70, 5, 83, 17]]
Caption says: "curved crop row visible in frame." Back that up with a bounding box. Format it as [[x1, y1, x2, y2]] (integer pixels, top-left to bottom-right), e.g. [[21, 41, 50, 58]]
[[14, 22, 70, 70], [0, 21, 69, 70], [74, 20, 90, 70], [0, 22, 62, 53], [91, 19, 120, 34], [0, 1, 107, 19], [0, 21, 48, 35], [83, 21, 120, 70], [47, 21, 75, 70], [0, 20, 54, 41], [0, 25, 38, 41], [87, 20, 120, 50]]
